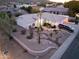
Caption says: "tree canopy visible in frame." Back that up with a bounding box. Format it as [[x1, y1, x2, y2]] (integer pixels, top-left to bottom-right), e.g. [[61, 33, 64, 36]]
[[0, 12, 17, 35], [21, 6, 40, 13], [64, 1, 79, 17]]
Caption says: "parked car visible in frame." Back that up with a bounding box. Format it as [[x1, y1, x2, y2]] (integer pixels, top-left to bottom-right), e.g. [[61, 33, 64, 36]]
[[68, 19, 78, 24], [58, 24, 74, 33]]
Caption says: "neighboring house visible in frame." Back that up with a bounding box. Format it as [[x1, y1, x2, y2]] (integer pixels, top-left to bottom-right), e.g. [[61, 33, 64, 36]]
[[0, 7, 27, 16], [43, 5, 69, 15], [0, 5, 7, 11], [45, 2, 57, 7], [16, 4, 37, 8], [9, 8, 27, 15]]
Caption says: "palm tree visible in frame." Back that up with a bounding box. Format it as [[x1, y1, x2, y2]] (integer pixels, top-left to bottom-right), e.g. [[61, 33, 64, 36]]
[[33, 11, 42, 44], [36, 12, 43, 44]]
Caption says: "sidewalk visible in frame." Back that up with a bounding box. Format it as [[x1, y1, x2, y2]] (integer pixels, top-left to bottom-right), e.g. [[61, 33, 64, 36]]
[[61, 32, 79, 59]]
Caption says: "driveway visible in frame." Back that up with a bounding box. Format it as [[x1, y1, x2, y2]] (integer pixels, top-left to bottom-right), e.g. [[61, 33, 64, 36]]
[[61, 32, 79, 59]]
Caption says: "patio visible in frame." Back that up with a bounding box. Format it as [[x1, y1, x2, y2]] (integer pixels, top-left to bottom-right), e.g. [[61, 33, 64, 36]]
[[11, 12, 78, 59]]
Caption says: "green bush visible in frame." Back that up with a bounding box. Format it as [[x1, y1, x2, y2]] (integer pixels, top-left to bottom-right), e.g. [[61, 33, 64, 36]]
[[43, 23, 52, 28]]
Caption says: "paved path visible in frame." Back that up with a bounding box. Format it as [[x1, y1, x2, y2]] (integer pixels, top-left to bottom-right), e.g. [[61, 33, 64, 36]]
[[61, 32, 79, 59]]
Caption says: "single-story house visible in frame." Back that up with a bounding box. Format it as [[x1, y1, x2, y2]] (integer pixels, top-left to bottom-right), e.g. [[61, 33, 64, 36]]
[[43, 6, 69, 15]]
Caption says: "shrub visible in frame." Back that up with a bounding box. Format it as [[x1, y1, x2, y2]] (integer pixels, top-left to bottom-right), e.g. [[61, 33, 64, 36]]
[[26, 35, 33, 39], [8, 35, 13, 40], [15, 13, 22, 17], [12, 28, 17, 32], [21, 29, 26, 35], [43, 23, 52, 28], [26, 6, 32, 13], [20, 6, 27, 11], [31, 8, 40, 13], [51, 25, 56, 28]]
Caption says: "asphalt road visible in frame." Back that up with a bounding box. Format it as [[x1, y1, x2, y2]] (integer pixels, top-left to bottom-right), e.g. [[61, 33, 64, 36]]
[[61, 32, 79, 59]]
